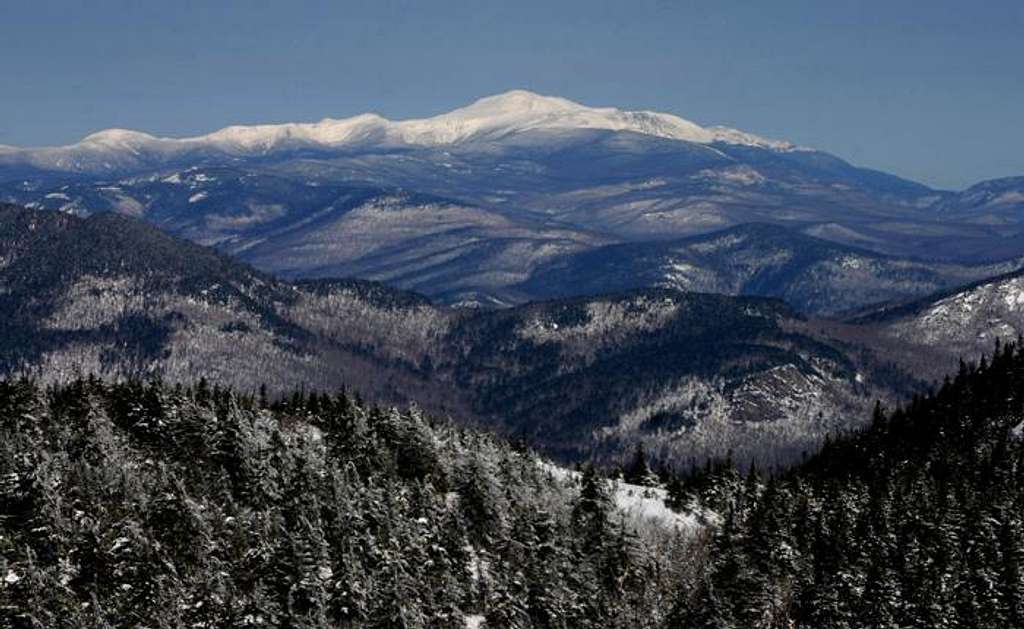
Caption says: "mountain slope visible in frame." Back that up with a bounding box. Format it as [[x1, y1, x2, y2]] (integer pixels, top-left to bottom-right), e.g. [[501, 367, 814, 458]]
[[670, 339, 1024, 628], [2, 157, 984, 308], [845, 266, 1024, 379], [521, 223, 1024, 316], [441, 289, 885, 464], [0, 202, 454, 407]]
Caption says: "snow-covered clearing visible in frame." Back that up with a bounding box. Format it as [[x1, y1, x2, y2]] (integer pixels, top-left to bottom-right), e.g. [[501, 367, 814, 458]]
[[538, 461, 702, 532]]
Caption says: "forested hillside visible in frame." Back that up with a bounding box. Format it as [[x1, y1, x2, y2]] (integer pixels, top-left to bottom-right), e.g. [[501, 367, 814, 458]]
[[0, 203, 454, 412], [444, 289, 883, 467], [843, 266, 1024, 381], [674, 341, 1024, 627], [0, 377, 699, 628]]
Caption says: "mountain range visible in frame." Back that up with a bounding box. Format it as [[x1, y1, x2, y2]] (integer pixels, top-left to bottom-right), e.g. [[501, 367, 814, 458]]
[[3, 90, 1023, 308], [521, 222, 1024, 316]]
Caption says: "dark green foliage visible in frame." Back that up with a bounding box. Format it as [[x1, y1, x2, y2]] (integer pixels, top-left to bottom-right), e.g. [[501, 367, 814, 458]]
[[670, 340, 1024, 628], [623, 444, 655, 487], [0, 377, 691, 628]]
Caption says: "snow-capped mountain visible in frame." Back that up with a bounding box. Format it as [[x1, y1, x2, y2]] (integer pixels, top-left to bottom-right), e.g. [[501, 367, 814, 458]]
[[0, 90, 800, 174]]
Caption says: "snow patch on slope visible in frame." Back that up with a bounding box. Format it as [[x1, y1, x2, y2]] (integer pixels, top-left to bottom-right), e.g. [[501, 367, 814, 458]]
[[539, 461, 702, 531]]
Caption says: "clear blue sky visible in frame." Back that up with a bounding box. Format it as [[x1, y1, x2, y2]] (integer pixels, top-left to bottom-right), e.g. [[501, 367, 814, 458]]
[[3, 0, 1021, 189]]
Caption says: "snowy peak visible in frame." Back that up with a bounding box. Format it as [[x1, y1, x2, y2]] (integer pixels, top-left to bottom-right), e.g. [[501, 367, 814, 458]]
[[453, 89, 587, 116], [391, 89, 600, 143], [0, 90, 802, 173], [393, 89, 796, 149]]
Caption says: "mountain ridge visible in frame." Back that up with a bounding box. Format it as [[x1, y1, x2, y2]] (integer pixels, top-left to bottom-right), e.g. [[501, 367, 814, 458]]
[[521, 222, 1024, 316], [0, 90, 802, 175]]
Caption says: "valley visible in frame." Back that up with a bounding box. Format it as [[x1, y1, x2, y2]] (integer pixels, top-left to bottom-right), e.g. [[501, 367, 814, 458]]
[[5, 199, 1024, 473]]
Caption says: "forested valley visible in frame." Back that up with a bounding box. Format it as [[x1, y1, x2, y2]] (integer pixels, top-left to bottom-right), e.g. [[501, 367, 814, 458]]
[[0, 203, 912, 471]]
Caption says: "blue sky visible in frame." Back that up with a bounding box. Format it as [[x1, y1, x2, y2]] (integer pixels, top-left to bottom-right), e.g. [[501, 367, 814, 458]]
[[2, 0, 1021, 189]]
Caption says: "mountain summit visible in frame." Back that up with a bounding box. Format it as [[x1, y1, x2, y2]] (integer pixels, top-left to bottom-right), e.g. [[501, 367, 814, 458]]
[[386, 89, 798, 148]]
